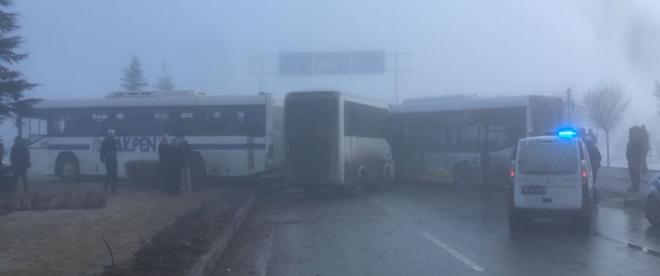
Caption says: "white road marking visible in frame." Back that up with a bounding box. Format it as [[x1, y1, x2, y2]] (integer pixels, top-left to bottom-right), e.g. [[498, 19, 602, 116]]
[[254, 224, 274, 276], [422, 232, 485, 272], [371, 198, 396, 214]]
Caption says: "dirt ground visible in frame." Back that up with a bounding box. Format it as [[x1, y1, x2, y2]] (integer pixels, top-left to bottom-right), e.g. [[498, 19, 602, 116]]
[[0, 180, 253, 276]]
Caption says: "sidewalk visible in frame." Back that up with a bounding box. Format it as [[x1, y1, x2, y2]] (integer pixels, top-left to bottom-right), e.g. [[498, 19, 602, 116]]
[[597, 167, 652, 208]]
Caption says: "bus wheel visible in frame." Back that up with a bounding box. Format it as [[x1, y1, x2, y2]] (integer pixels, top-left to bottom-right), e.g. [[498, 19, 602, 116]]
[[56, 155, 80, 182], [189, 153, 207, 186], [453, 162, 473, 186]]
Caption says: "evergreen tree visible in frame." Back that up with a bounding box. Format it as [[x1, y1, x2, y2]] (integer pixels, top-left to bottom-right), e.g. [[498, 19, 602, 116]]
[[0, 0, 39, 135], [121, 56, 148, 92], [155, 60, 175, 92]]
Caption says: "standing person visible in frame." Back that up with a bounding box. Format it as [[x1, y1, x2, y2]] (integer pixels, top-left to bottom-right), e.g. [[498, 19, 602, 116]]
[[158, 134, 171, 193], [10, 137, 30, 193], [0, 141, 4, 164], [172, 133, 192, 192], [100, 129, 119, 194], [585, 137, 601, 183], [641, 125, 650, 174], [626, 127, 643, 192], [479, 143, 491, 198], [167, 133, 186, 195], [587, 128, 598, 145]]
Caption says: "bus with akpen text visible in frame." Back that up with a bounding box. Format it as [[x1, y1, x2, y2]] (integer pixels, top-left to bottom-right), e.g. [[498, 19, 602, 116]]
[[20, 90, 284, 183]]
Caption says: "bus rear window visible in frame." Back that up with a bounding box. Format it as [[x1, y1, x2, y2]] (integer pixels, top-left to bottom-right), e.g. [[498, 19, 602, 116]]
[[517, 143, 578, 175], [285, 97, 337, 133]]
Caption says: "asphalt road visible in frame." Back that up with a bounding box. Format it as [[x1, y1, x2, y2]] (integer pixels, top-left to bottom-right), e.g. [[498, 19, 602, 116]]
[[212, 183, 660, 276]]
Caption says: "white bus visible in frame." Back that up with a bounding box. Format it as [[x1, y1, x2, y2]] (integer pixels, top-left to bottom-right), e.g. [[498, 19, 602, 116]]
[[285, 90, 394, 196], [394, 95, 563, 186], [21, 91, 284, 182]]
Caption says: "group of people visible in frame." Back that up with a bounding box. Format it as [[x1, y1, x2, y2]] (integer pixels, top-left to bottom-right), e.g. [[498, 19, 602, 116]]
[[626, 125, 650, 193], [0, 137, 31, 194], [158, 133, 192, 195], [99, 129, 192, 195]]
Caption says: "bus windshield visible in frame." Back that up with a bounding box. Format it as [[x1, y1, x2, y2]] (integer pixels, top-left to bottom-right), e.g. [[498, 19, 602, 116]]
[[517, 142, 578, 175]]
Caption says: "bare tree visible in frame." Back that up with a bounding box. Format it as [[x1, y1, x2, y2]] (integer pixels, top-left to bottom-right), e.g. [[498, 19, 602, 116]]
[[581, 82, 630, 167]]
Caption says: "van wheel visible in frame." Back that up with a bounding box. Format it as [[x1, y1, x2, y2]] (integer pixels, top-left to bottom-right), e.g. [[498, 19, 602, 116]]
[[578, 209, 593, 234], [645, 195, 660, 226], [578, 193, 593, 234], [56, 155, 80, 182], [508, 208, 529, 232]]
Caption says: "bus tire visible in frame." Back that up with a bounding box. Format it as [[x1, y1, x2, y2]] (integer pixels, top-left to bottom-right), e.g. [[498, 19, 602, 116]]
[[453, 161, 474, 186], [56, 154, 80, 182], [189, 152, 207, 186]]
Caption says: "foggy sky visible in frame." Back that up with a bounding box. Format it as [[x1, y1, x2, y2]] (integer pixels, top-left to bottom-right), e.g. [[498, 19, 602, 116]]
[[7, 0, 660, 146]]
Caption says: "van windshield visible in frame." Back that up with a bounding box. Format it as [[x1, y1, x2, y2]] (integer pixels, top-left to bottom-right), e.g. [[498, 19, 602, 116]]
[[517, 142, 578, 175]]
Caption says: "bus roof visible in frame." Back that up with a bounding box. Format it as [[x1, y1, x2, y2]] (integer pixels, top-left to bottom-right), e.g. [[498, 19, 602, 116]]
[[288, 89, 391, 110], [393, 95, 551, 114], [33, 94, 271, 109]]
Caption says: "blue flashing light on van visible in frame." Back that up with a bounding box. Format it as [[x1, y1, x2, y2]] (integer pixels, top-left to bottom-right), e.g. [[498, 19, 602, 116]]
[[557, 128, 578, 139]]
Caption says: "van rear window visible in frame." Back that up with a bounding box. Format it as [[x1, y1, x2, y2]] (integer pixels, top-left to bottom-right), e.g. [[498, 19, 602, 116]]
[[517, 142, 578, 175]]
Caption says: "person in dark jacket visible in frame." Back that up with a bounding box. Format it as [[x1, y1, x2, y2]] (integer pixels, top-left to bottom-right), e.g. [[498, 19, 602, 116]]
[[641, 125, 650, 174], [10, 137, 30, 193], [158, 134, 172, 193], [627, 126, 643, 192], [168, 133, 191, 195], [100, 129, 119, 193], [0, 141, 4, 163], [585, 137, 601, 183]]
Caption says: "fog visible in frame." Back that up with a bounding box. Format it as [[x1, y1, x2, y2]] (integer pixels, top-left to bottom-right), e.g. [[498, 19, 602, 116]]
[[5, 0, 660, 152]]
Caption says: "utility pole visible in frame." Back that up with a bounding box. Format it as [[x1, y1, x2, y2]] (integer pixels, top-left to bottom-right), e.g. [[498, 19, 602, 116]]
[[258, 54, 265, 92], [389, 52, 411, 104], [249, 54, 273, 93], [394, 53, 400, 104], [565, 88, 573, 122]]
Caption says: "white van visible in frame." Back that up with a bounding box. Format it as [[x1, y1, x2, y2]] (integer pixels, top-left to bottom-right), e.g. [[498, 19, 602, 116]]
[[509, 130, 596, 232]]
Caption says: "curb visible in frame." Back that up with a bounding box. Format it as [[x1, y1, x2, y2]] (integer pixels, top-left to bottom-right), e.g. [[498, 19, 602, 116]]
[[598, 190, 646, 210], [185, 193, 256, 276], [593, 231, 660, 259]]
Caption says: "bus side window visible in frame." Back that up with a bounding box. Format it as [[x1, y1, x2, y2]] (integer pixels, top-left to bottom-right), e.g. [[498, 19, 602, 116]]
[[52, 117, 72, 136], [345, 102, 357, 136], [237, 111, 246, 124], [245, 106, 265, 137], [459, 124, 480, 151], [487, 125, 508, 150], [448, 127, 459, 150], [437, 128, 448, 150]]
